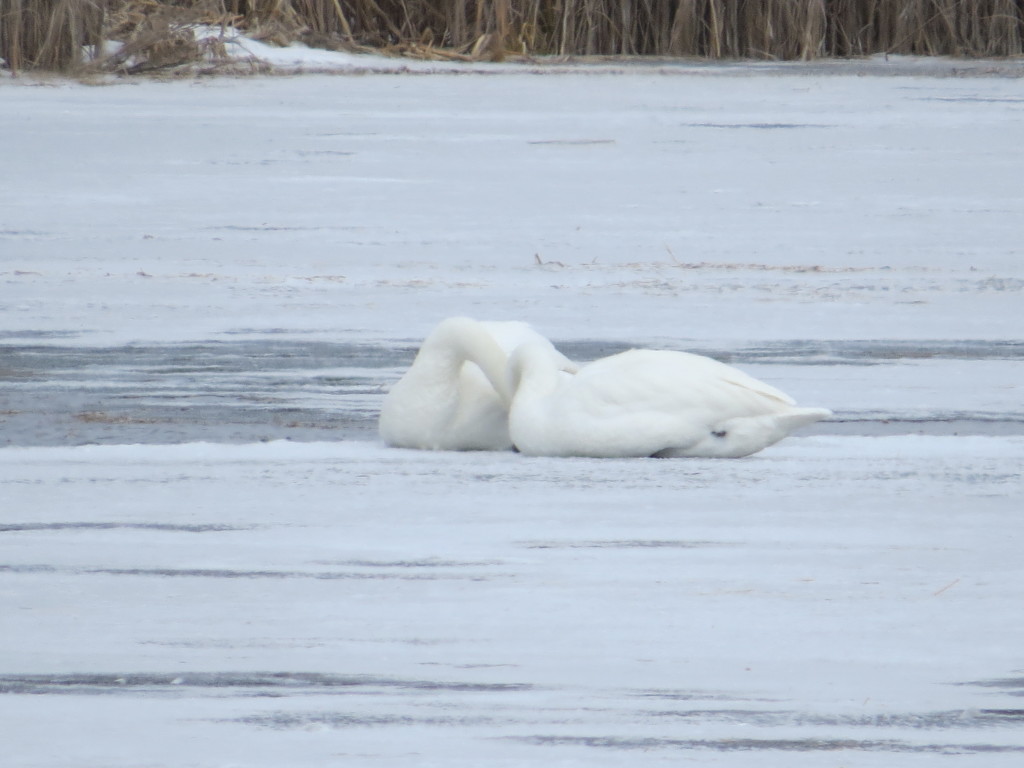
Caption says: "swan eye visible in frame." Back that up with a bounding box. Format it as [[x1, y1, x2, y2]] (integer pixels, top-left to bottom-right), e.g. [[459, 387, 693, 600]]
[[712, 430, 727, 438]]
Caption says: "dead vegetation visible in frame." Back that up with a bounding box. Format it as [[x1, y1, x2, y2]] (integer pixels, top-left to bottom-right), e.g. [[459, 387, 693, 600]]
[[73, 410, 161, 424], [2, 0, 1024, 75], [1, 0, 106, 72]]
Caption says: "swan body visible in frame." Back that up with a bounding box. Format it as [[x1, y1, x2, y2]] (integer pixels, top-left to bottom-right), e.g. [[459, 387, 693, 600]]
[[379, 317, 576, 451], [507, 343, 831, 458]]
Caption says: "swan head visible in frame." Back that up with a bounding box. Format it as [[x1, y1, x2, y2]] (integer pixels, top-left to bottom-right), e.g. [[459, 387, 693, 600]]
[[657, 407, 833, 458]]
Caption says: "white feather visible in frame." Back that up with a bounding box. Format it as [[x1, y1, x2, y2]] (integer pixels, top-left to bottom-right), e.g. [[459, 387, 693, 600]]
[[507, 344, 831, 458], [379, 317, 576, 451]]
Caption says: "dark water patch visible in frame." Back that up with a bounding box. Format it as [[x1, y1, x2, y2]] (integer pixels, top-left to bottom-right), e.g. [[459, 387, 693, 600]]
[[0, 564, 56, 574], [962, 677, 1024, 696], [813, 415, 1024, 437], [144, 636, 455, 650], [222, 328, 323, 335], [0, 340, 393, 447], [85, 567, 497, 582], [981, 710, 1024, 721], [0, 330, 80, 341], [0, 563, 502, 582], [315, 558, 502, 568], [207, 225, 320, 232], [0, 672, 532, 696], [646, 708, 1022, 730], [295, 150, 356, 157], [0, 404, 376, 447], [559, 339, 1024, 365], [0, 522, 247, 533], [920, 96, 1024, 104], [0, 341, 401, 379], [683, 122, 832, 130], [235, 711, 494, 729], [521, 539, 722, 550], [507, 734, 1024, 754], [3, 338, 1020, 446], [633, 688, 766, 702], [527, 139, 616, 145], [732, 339, 1024, 364]]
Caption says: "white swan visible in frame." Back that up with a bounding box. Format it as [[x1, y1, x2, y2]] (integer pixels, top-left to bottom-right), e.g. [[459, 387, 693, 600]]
[[507, 343, 831, 458], [379, 317, 576, 451]]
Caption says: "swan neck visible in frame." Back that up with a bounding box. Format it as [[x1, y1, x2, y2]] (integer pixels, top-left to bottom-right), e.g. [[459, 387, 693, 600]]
[[425, 319, 511, 403], [508, 344, 562, 402]]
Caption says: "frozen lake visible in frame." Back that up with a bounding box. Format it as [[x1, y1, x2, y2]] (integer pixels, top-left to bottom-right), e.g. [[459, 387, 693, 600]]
[[2, 55, 1023, 766], [1, 338, 1022, 446]]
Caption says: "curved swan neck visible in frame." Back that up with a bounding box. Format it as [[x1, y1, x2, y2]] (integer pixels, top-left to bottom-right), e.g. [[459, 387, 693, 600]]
[[422, 317, 512, 403], [507, 342, 563, 402]]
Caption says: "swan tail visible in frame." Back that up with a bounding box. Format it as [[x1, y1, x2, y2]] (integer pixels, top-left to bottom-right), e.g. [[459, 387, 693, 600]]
[[777, 407, 833, 431]]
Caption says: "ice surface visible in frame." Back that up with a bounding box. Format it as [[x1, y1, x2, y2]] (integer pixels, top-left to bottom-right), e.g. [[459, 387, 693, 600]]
[[3, 56, 1023, 346], [2, 438, 1023, 765], [1, 46, 1023, 766]]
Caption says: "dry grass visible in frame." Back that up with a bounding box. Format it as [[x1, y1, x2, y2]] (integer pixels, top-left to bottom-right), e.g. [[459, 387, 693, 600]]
[[73, 410, 161, 424], [1, 0, 105, 72], [2, 0, 1023, 74], [102, 1, 238, 73]]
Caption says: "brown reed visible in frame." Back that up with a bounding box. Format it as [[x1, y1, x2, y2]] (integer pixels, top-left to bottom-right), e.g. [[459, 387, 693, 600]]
[[1, 0, 105, 72], [2, 0, 1023, 74]]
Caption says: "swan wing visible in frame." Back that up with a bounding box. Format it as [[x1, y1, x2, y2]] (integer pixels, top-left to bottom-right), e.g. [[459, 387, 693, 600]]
[[569, 350, 793, 414], [522, 352, 706, 456], [649, 350, 796, 405], [528, 350, 804, 457]]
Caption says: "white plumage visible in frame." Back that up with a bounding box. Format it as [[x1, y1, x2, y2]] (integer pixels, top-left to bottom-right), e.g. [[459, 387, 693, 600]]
[[378, 317, 576, 451], [379, 317, 830, 458], [507, 342, 831, 458]]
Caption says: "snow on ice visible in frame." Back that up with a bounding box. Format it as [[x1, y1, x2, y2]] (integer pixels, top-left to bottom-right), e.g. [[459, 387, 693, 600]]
[[2, 41, 1023, 766]]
